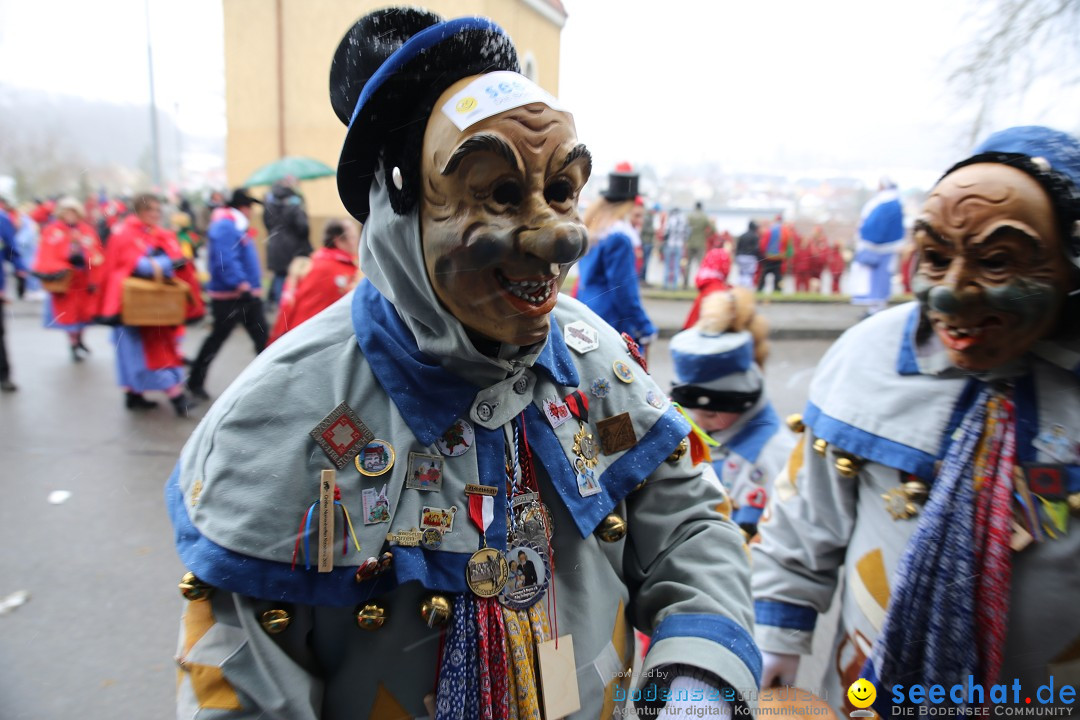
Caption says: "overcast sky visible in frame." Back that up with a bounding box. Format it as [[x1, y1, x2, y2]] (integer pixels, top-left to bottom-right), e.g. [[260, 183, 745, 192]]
[[2, 0, 1079, 191]]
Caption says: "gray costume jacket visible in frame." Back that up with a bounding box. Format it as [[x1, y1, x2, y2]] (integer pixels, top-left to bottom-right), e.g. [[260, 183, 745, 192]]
[[167, 178, 759, 719], [753, 303, 1080, 711]]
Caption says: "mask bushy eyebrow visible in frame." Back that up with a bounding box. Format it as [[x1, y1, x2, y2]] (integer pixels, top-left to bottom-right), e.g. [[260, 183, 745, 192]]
[[980, 225, 1041, 250], [914, 220, 950, 247], [561, 144, 592, 174], [441, 133, 519, 176]]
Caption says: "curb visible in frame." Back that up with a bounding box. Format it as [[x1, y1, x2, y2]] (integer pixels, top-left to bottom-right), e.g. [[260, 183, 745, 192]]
[[657, 326, 843, 341]]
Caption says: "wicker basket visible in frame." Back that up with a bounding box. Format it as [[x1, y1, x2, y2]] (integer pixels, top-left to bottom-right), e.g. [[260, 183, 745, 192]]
[[39, 271, 72, 294], [121, 266, 191, 327]]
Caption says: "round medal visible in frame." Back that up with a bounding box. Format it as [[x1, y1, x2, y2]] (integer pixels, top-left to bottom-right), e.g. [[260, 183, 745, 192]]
[[420, 527, 444, 550], [465, 547, 509, 597], [646, 390, 666, 409], [436, 418, 474, 457], [499, 542, 550, 609], [355, 439, 395, 476], [573, 424, 599, 468], [613, 360, 634, 384]]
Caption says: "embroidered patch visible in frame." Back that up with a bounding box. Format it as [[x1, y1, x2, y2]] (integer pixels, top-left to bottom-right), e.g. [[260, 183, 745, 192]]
[[406, 452, 444, 492], [542, 396, 572, 429], [564, 320, 599, 354], [597, 412, 636, 455], [310, 402, 374, 469], [362, 485, 391, 525], [421, 505, 458, 533], [574, 457, 602, 497]]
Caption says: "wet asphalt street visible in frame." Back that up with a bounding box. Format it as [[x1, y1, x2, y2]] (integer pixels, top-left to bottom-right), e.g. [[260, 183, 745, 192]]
[[0, 295, 834, 719]]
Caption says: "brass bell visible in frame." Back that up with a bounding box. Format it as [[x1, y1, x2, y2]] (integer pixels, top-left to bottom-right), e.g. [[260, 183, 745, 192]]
[[785, 414, 805, 434], [356, 601, 388, 631], [812, 438, 828, 456], [834, 456, 859, 478], [902, 480, 929, 504], [1067, 493, 1080, 517], [666, 438, 689, 464], [260, 608, 292, 634], [178, 571, 213, 602], [596, 513, 628, 543], [420, 594, 452, 628]]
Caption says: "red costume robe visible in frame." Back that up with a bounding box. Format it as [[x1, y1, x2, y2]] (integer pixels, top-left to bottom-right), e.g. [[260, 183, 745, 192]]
[[268, 246, 359, 344], [33, 220, 105, 327], [98, 215, 204, 370]]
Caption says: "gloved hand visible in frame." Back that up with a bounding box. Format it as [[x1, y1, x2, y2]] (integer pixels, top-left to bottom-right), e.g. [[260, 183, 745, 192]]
[[658, 676, 731, 719], [760, 651, 800, 688]]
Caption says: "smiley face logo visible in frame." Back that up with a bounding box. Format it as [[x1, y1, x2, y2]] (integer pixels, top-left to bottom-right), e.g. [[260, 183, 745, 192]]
[[847, 678, 876, 709], [455, 96, 478, 113]]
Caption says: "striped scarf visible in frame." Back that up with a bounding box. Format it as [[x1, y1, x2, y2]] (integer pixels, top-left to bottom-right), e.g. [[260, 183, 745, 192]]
[[864, 388, 1016, 711]]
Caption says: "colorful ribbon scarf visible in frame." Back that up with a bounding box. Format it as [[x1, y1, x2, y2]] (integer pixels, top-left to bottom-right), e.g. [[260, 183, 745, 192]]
[[864, 387, 1016, 712]]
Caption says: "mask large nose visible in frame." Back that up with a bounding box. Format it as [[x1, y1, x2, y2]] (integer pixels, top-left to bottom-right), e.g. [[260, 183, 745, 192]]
[[516, 220, 587, 265], [927, 285, 962, 314]]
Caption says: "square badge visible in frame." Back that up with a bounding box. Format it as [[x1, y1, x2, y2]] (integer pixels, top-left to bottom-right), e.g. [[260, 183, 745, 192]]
[[310, 402, 374, 469]]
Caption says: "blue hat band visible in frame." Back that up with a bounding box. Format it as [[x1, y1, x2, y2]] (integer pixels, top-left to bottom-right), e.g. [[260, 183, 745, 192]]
[[672, 341, 754, 385], [348, 16, 508, 129]]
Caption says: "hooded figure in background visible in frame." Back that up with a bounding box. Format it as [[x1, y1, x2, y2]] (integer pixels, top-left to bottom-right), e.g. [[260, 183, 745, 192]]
[[263, 177, 311, 306], [753, 127, 1080, 716], [167, 8, 758, 720]]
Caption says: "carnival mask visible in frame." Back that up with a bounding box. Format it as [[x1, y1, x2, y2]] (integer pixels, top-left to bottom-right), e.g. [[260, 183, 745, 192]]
[[913, 163, 1074, 372], [420, 74, 591, 347]]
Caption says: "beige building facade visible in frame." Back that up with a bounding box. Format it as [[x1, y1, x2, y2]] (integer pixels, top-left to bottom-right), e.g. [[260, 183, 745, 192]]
[[223, 0, 566, 235]]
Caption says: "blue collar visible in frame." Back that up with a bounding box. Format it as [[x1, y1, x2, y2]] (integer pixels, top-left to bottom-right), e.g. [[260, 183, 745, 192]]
[[725, 404, 781, 463], [351, 280, 578, 445]]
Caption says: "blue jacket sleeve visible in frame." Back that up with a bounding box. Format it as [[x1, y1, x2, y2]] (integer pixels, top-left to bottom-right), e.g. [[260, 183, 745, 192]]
[[208, 219, 246, 290], [0, 215, 26, 274], [603, 233, 657, 341]]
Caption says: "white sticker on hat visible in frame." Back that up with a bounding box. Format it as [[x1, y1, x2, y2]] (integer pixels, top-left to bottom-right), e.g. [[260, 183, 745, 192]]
[[441, 71, 563, 131]]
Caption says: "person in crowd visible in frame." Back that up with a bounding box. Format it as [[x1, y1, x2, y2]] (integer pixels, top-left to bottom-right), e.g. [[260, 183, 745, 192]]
[[639, 202, 659, 282], [826, 236, 847, 294], [576, 166, 659, 350], [806, 225, 829, 293], [753, 126, 1080, 716], [263, 177, 312, 307], [757, 214, 790, 293], [684, 200, 714, 289], [97, 193, 203, 415], [671, 289, 792, 537], [186, 188, 267, 401], [268, 218, 362, 344], [850, 177, 905, 316], [0, 196, 28, 392], [683, 236, 732, 328], [662, 206, 689, 291], [32, 197, 105, 362], [735, 220, 762, 288], [10, 203, 42, 299], [172, 212, 202, 261], [791, 227, 814, 293], [166, 10, 757, 719]]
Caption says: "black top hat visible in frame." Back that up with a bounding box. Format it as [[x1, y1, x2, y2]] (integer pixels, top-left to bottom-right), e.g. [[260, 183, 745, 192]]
[[228, 188, 262, 208], [600, 169, 639, 203], [329, 8, 520, 222]]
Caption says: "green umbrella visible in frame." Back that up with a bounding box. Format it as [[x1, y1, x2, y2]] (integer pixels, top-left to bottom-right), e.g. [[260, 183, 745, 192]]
[[244, 156, 336, 186]]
